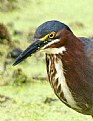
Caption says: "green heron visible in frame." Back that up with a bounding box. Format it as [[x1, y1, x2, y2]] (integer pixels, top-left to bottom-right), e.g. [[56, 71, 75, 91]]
[[13, 20, 93, 116]]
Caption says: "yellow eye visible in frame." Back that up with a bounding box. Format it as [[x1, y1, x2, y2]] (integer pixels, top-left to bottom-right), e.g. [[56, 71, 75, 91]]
[[48, 32, 56, 39]]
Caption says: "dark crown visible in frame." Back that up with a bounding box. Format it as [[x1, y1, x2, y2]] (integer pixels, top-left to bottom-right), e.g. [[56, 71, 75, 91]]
[[34, 20, 72, 39]]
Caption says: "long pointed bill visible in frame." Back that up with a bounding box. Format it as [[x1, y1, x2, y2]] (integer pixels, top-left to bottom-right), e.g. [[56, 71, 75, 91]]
[[13, 39, 47, 66]]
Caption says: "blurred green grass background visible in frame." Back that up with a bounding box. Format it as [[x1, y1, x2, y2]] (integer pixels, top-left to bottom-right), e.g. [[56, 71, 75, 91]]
[[0, 0, 93, 121]]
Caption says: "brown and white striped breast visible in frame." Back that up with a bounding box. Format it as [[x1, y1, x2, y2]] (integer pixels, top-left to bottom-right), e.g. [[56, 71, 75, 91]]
[[46, 54, 81, 111]]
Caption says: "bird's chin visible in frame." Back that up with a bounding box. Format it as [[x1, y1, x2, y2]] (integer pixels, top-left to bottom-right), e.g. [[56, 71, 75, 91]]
[[40, 46, 66, 54]]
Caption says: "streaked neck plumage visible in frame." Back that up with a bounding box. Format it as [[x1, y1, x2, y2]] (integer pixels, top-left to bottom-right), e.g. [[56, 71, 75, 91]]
[[45, 32, 93, 115]]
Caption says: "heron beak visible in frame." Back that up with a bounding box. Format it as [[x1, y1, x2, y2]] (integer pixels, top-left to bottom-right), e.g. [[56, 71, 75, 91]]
[[13, 39, 47, 66]]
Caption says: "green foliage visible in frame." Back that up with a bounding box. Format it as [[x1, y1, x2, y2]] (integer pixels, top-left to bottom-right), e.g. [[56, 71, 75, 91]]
[[8, 0, 17, 2], [12, 68, 28, 86]]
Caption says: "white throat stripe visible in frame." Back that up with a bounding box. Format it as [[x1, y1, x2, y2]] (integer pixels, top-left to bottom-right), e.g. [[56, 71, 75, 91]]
[[54, 56, 80, 109]]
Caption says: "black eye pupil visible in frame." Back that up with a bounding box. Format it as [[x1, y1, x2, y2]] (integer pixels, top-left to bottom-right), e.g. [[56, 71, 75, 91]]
[[50, 34, 53, 37], [49, 32, 55, 38]]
